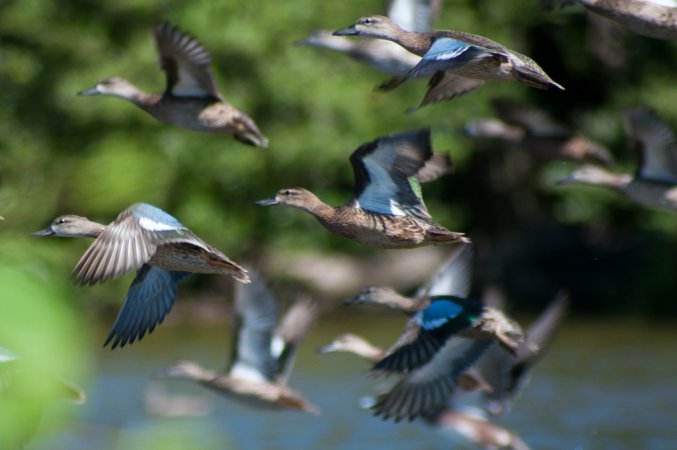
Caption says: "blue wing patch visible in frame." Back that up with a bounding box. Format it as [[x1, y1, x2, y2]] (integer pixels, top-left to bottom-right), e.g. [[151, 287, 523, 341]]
[[131, 203, 184, 230], [416, 298, 464, 330], [425, 37, 472, 61], [408, 38, 484, 79]]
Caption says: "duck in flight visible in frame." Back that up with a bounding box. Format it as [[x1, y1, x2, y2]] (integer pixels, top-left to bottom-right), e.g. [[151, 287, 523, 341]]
[[78, 23, 268, 147], [333, 15, 564, 108], [256, 128, 468, 248], [32, 203, 249, 348], [298, 0, 441, 86], [156, 270, 319, 414], [467, 98, 614, 166], [347, 245, 525, 421], [559, 108, 677, 212], [543, 0, 677, 41]]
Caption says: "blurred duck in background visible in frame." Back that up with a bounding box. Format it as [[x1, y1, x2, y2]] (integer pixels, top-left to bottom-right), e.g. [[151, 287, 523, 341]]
[[467, 98, 614, 166], [559, 108, 677, 212], [156, 270, 319, 414], [333, 15, 563, 108], [298, 0, 441, 88], [32, 203, 249, 349], [542, 0, 677, 41], [428, 291, 567, 450], [464, 290, 568, 417], [256, 129, 468, 248], [344, 245, 526, 421], [323, 253, 567, 448], [318, 333, 492, 392], [78, 23, 269, 147]]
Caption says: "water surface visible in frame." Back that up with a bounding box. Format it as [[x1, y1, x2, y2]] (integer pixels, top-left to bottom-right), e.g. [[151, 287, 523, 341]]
[[32, 313, 677, 449]]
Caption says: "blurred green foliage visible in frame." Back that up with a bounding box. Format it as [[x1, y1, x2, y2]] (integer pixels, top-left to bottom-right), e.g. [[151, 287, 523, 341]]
[[0, 265, 88, 446], [1, 0, 677, 318]]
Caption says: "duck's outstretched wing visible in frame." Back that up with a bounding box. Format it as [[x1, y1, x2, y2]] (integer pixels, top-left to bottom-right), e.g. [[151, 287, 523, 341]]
[[477, 292, 568, 416], [374, 296, 482, 373], [624, 108, 677, 184], [387, 0, 443, 33], [272, 299, 318, 382], [372, 337, 490, 421], [104, 266, 190, 349], [227, 270, 279, 382], [416, 72, 485, 108], [350, 129, 434, 221], [415, 152, 453, 182], [417, 243, 473, 299], [154, 23, 221, 98], [73, 203, 207, 285]]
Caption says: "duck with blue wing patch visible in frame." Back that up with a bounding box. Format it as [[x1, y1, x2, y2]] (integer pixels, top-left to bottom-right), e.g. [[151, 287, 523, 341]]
[[343, 244, 526, 421], [256, 129, 468, 248], [366, 295, 525, 421], [32, 204, 248, 349], [333, 15, 563, 108], [298, 0, 443, 93]]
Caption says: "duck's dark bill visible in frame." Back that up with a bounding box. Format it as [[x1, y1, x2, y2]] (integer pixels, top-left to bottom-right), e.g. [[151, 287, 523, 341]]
[[77, 87, 99, 96], [31, 227, 55, 236], [255, 198, 279, 206], [344, 294, 366, 305], [316, 343, 338, 354], [332, 25, 358, 36]]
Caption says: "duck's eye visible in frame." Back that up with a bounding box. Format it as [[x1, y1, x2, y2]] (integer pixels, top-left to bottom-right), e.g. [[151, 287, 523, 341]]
[[283, 190, 293, 196], [57, 218, 66, 224], [363, 18, 374, 24]]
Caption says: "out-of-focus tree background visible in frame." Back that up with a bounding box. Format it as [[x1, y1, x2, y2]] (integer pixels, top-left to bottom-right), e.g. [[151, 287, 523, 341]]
[[2, 0, 677, 447], [2, 0, 676, 317]]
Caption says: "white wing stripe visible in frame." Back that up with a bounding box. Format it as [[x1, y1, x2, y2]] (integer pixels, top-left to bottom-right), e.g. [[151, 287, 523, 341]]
[[138, 217, 177, 231]]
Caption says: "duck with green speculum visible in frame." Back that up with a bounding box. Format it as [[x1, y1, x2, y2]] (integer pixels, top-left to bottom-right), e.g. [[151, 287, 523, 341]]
[[78, 23, 268, 147], [333, 16, 564, 108], [32, 203, 249, 349], [256, 129, 469, 249], [317, 333, 493, 393], [559, 108, 677, 212], [347, 245, 525, 421]]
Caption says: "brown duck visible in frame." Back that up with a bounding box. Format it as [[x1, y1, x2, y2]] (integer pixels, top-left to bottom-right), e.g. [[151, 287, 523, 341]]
[[256, 129, 468, 249], [79, 23, 268, 147]]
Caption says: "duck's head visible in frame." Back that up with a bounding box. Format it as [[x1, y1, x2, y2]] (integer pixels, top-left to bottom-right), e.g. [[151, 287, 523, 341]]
[[154, 361, 206, 381], [317, 333, 371, 354], [78, 77, 139, 97], [333, 15, 400, 39], [32, 215, 102, 238], [255, 187, 322, 211]]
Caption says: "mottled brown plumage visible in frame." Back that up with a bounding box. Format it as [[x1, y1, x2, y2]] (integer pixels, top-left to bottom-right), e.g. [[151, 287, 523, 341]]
[[78, 23, 268, 147], [256, 129, 468, 248]]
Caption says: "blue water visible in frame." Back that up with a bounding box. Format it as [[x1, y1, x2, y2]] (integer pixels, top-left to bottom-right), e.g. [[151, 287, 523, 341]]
[[30, 314, 677, 450]]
